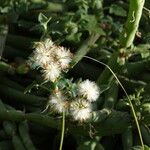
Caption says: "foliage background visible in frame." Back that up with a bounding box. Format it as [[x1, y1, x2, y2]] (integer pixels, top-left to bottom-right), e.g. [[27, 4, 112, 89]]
[[0, 0, 150, 150]]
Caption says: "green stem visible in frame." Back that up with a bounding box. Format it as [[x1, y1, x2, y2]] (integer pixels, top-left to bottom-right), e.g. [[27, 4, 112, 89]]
[[103, 80, 118, 109], [0, 84, 47, 106], [0, 107, 130, 136], [120, 0, 145, 48], [19, 121, 37, 150], [6, 34, 36, 51], [25, 113, 59, 129], [0, 61, 13, 72], [59, 111, 65, 150], [140, 124, 150, 147], [96, 51, 120, 85], [0, 76, 24, 91], [87, 56, 144, 149], [71, 33, 100, 67], [3, 45, 29, 59], [12, 134, 26, 150], [0, 109, 25, 121], [122, 127, 133, 150], [97, 0, 145, 84], [96, 1, 145, 147]]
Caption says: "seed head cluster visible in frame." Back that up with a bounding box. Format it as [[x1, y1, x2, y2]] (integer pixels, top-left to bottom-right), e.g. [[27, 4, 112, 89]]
[[28, 39, 100, 122], [28, 39, 72, 82], [49, 79, 100, 122]]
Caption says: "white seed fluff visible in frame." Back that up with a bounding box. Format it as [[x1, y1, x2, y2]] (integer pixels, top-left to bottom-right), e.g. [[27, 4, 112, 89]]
[[78, 79, 100, 102], [28, 39, 54, 68], [28, 38, 73, 82], [42, 63, 61, 82], [41, 38, 54, 49], [70, 99, 92, 121], [54, 46, 72, 69], [49, 91, 68, 113], [34, 52, 50, 68]]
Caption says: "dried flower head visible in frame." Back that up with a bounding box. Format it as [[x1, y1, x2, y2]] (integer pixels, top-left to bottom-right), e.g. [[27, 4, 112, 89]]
[[54, 46, 72, 69], [70, 99, 92, 122], [49, 91, 68, 113], [28, 38, 73, 82], [42, 63, 61, 82], [28, 39, 54, 68], [78, 79, 100, 102]]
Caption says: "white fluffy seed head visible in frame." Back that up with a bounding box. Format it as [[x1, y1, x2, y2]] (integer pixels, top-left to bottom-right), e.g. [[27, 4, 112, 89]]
[[28, 39, 54, 69], [28, 38, 72, 70], [34, 39, 54, 53], [34, 52, 51, 68], [70, 99, 92, 122], [42, 38, 54, 49], [49, 91, 68, 113], [78, 79, 100, 102], [42, 63, 61, 82], [54, 46, 72, 69]]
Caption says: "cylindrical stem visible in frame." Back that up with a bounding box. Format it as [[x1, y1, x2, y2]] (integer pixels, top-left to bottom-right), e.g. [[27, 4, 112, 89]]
[[120, 0, 145, 48], [71, 33, 100, 67]]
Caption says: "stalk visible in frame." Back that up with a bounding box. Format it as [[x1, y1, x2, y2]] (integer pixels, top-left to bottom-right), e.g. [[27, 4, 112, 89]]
[[103, 80, 118, 109], [96, 51, 119, 85], [0, 76, 24, 91], [120, 0, 145, 48], [19, 121, 37, 150], [0, 61, 14, 72], [97, 0, 145, 84], [71, 33, 100, 67], [59, 111, 65, 150], [0, 84, 47, 106], [97, 0, 145, 148], [0, 107, 130, 137], [122, 127, 133, 150], [3, 45, 29, 59], [0, 109, 25, 121], [6, 34, 36, 51]]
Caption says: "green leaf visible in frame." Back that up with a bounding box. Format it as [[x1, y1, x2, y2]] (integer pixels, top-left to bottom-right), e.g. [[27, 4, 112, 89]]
[[90, 0, 103, 10], [79, 15, 105, 35], [66, 33, 82, 42], [64, 21, 78, 34], [38, 13, 51, 33], [141, 50, 150, 58], [132, 44, 150, 58], [38, 13, 51, 24], [109, 4, 127, 17]]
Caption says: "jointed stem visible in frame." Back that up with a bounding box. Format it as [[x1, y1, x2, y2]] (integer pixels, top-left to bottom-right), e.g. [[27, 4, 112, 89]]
[[97, 1, 145, 148], [120, 0, 145, 48], [71, 33, 100, 67]]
